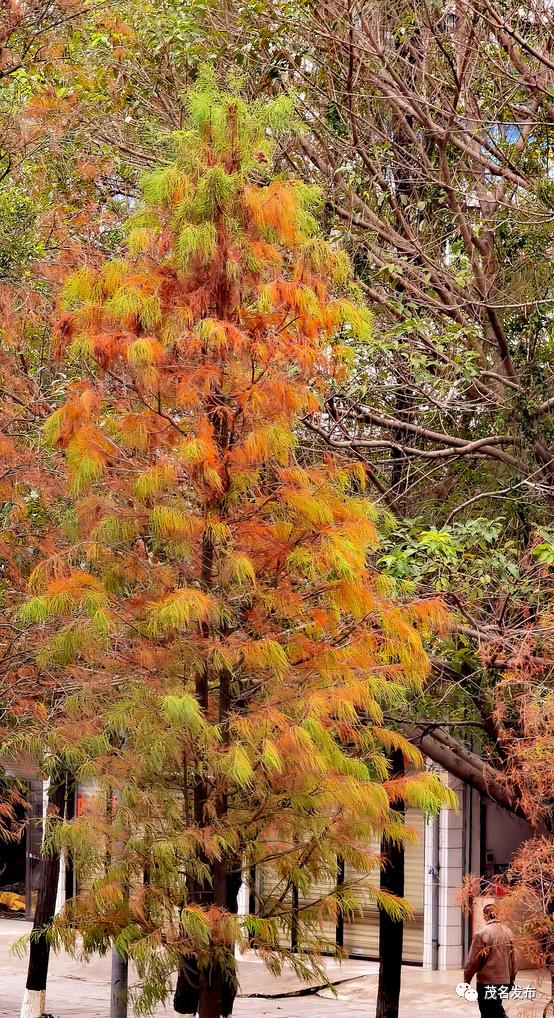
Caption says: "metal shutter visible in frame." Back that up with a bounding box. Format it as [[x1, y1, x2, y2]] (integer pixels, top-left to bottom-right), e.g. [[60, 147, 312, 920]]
[[257, 859, 293, 949], [257, 808, 425, 962], [343, 807, 424, 962]]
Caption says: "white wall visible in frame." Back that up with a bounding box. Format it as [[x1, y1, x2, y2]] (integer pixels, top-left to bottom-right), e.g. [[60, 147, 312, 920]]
[[438, 775, 464, 969], [423, 771, 534, 970], [484, 801, 531, 874], [423, 769, 464, 970]]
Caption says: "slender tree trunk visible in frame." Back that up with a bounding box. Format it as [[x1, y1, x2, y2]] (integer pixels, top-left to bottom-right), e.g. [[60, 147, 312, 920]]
[[219, 861, 242, 1018], [174, 860, 242, 1018], [110, 946, 128, 1018], [109, 782, 129, 1018], [542, 968, 554, 1018], [336, 856, 345, 950], [174, 958, 200, 1017], [199, 969, 221, 1018], [195, 846, 242, 1017], [376, 750, 405, 1018], [174, 293, 241, 1017], [173, 644, 209, 1017], [20, 771, 66, 1018]]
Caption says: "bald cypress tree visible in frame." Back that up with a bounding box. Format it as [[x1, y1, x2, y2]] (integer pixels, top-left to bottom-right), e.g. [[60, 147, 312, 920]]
[[18, 74, 454, 1018]]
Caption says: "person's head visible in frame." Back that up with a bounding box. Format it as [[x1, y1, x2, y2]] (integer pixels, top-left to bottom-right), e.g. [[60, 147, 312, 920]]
[[483, 902, 499, 922]]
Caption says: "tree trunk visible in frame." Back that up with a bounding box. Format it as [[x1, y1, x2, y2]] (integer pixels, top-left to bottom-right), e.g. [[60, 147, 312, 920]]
[[174, 957, 199, 1017], [174, 398, 241, 1018], [109, 784, 128, 1018], [110, 946, 128, 1018], [199, 967, 224, 1018], [174, 861, 242, 1017], [195, 956, 235, 1018], [405, 725, 530, 821], [199, 860, 242, 1018], [542, 968, 554, 1018], [376, 750, 405, 1018], [20, 771, 66, 1018]]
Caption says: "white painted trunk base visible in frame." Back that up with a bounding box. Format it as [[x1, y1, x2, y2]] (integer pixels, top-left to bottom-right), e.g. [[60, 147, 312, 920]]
[[20, 988, 46, 1018]]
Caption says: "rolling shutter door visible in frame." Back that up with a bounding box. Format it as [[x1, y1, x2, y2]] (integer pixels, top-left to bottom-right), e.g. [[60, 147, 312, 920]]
[[403, 808, 425, 962], [296, 870, 338, 951], [343, 807, 425, 962], [343, 831, 381, 957], [257, 860, 293, 949], [258, 860, 337, 951], [257, 808, 425, 962]]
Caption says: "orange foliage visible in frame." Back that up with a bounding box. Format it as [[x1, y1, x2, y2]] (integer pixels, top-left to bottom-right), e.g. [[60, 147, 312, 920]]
[[12, 88, 452, 1011]]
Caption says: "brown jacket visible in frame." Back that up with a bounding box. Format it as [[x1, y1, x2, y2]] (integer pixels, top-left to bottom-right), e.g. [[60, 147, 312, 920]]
[[464, 919, 517, 986]]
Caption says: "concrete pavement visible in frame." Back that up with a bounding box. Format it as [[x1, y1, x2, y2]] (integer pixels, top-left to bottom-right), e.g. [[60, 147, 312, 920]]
[[0, 919, 548, 1017], [323, 967, 550, 1018]]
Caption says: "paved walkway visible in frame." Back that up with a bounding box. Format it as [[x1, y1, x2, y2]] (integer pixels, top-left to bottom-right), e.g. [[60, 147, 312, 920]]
[[0, 919, 548, 1017]]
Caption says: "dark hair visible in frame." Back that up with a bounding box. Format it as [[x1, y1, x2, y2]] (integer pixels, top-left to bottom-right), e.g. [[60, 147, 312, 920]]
[[483, 903, 498, 919]]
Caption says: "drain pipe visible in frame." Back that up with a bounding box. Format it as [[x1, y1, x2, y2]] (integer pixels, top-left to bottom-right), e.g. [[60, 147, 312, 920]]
[[462, 785, 472, 958], [430, 814, 440, 971]]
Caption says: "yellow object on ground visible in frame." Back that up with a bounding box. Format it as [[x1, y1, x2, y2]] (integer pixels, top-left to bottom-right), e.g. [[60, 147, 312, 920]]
[[0, 891, 25, 911]]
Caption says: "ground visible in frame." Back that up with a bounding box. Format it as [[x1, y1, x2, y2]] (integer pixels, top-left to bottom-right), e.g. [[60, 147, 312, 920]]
[[0, 919, 548, 1017]]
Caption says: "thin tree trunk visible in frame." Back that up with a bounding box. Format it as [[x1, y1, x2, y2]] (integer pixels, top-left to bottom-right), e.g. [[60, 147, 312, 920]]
[[174, 280, 240, 1016], [376, 750, 405, 1018], [20, 771, 66, 1018], [174, 860, 243, 1017], [199, 968, 222, 1018], [174, 958, 199, 1017], [407, 726, 529, 820], [219, 861, 242, 1018], [110, 947, 128, 1018], [109, 782, 129, 1018], [542, 968, 554, 1018]]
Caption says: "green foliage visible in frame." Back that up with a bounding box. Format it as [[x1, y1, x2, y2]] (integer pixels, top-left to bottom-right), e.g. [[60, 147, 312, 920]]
[[17, 596, 49, 625], [221, 552, 256, 587], [378, 516, 519, 595], [149, 505, 194, 539], [180, 905, 211, 947], [193, 166, 238, 220], [134, 464, 176, 500], [146, 588, 216, 635], [160, 693, 206, 734], [140, 165, 186, 205], [91, 515, 140, 543], [66, 443, 104, 495], [104, 286, 144, 323], [0, 186, 43, 280], [37, 622, 92, 666], [181, 66, 298, 171], [61, 268, 98, 311], [176, 222, 217, 269], [532, 540, 554, 566]]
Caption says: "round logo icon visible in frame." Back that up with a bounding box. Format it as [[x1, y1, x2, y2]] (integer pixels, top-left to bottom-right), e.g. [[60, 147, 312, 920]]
[[455, 982, 478, 1001]]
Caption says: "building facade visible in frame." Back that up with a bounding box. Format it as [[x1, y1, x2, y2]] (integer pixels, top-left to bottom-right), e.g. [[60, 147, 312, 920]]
[[254, 768, 532, 969], [0, 765, 531, 970]]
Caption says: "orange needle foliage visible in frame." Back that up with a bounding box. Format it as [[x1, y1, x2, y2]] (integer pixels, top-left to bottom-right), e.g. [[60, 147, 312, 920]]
[[18, 74, 453, 1016]]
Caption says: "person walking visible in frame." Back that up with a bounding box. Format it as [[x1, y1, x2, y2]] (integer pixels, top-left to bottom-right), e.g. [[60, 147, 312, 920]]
[[464, 902, 517, 1017]]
